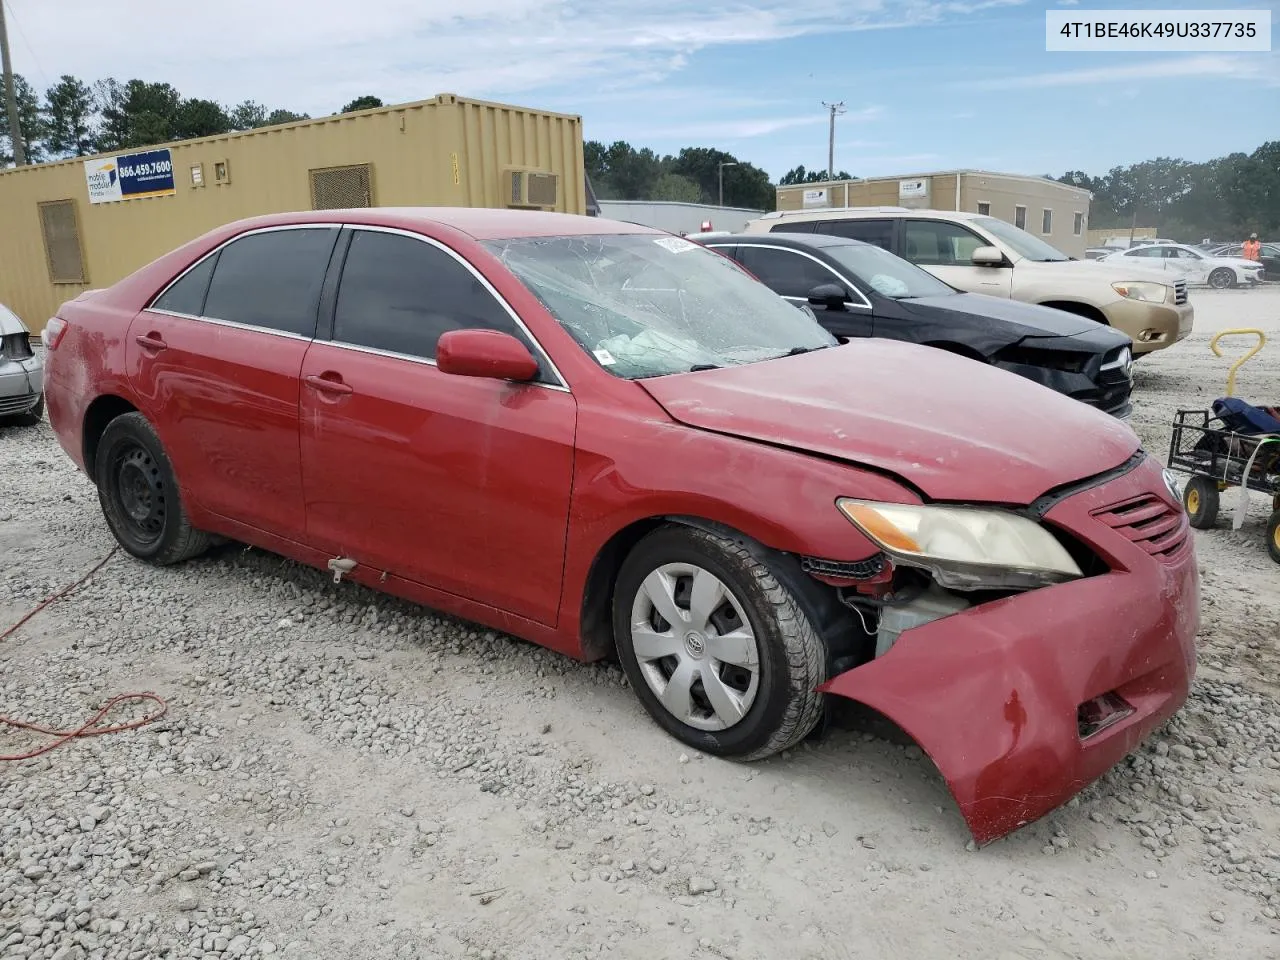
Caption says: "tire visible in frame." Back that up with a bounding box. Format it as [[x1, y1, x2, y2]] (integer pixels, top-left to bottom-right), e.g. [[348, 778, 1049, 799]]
[[612, 525, 826, 761], [94, 411, 211, 565], [1208, 268, 1235, 290], [1183, 475, 1220, 530], [1268, 510, 1280, 565], [11, 393, 43, 427]]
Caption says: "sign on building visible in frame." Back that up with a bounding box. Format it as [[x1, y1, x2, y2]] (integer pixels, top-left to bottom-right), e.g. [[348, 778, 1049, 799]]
[[802, 189, 827, 208], [84, 149, 177, 204], [898, 179, 929, 200]]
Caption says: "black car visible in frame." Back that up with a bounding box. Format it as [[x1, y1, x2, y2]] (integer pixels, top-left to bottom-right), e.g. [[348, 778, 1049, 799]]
[[698, 232, 1135, 419]]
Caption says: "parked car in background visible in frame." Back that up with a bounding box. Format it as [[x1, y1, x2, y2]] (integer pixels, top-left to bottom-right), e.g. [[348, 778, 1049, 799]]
[[1206, 242, 1280, 278], [1084, 248, 1114, 260], [744, 208, 1194, 355], [1100, 243, 1265, 288], [695, 232, 1134, 419], [0, 302, 44, 426], [42, 208, 1199, 845]]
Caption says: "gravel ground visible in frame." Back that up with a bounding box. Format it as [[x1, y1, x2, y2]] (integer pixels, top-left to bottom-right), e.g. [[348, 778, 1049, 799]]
[[3, 288, 1279, 960]]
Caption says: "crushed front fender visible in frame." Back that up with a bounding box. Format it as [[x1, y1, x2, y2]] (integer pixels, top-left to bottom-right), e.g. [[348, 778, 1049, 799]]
[[819, 467, 1199, 845]]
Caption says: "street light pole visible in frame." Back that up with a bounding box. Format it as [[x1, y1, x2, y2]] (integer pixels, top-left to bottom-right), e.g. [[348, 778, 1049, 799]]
[[821, 101, 846, 182], [718, 161, 738, 207], [0, 0, 26, 166]]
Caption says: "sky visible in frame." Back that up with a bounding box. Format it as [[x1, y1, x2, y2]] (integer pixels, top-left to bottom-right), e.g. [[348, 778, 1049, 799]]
[[2, 0, 1277, 181]]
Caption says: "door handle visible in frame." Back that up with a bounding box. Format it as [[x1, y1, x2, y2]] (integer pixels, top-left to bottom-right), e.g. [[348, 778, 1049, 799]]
[[304, 373, 353, 396], [135, 333, 167, 352]]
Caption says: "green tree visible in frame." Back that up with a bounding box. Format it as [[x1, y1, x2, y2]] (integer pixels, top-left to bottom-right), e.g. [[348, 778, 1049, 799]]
[[265, 108, 309, 126], [95, 79, 182, 149], [650, 172, 703, 204], [669, 147, 774, 210], [0, 73, 46, 164], [778, 165, 852, 185], [174, 98, 231, 140], [229, 100, 267, 130], [341, 95, 383, 113], [42, 75, 96, 157]]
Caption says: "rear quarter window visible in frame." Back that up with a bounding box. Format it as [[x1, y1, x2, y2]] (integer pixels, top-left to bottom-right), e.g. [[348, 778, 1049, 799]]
[[151, 253, 218, 317]]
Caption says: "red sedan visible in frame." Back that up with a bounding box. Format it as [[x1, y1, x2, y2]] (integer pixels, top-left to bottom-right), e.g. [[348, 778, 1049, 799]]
[[42, 208, 1199, 844]]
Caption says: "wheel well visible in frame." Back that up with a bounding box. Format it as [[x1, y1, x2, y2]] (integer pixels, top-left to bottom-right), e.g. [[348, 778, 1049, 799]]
[[577, 515, 867, 666], [1038, 300, 1109, 325], [82, 395, 139, 484]]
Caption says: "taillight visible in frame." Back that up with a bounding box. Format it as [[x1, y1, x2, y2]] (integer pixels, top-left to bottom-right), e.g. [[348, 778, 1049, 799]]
[[42, 316, 68, 350]]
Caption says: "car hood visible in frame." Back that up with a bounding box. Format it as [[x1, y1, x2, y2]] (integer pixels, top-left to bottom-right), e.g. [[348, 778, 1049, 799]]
[[896, 293, 1111, 340], [639, 340, 1140, 504], [1034, 258, 1171, 283]]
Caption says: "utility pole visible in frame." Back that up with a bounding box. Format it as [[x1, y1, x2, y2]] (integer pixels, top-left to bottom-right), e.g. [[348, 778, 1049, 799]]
[[821, 101, 845, 183], [0, 0, 24, 166]]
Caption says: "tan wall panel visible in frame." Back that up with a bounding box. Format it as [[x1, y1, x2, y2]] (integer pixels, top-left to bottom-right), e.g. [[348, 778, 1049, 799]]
[[0, 95, 585, 332]]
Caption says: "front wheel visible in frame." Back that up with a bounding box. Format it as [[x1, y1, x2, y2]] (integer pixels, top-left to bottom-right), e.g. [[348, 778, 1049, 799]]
[[1183, 475, 1220, 530], [95, 412, 211, 565], [1208, 268, 1236, 290], [1267, 510, 1280, 564], [612, 525, 826, 760]]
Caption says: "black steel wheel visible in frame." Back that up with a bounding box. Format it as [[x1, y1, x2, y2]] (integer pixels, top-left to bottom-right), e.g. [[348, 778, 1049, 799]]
[[1183, 475, 1220, 530], [94, 412, 211, 565]]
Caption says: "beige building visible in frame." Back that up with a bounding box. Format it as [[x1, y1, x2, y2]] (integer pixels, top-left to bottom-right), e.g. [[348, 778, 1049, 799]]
[[0, 94, 587, 333], [776, 170, 1092, 258]]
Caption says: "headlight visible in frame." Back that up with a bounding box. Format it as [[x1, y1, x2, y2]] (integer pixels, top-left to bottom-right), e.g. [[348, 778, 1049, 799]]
[[1112, 281, 1169, 303], [837, 499, 1083, 591], [1161, 468, 1182, 506]]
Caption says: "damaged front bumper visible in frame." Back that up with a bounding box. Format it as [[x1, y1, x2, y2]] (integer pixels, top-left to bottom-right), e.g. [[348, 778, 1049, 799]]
[[817, 458, 1200, 845]]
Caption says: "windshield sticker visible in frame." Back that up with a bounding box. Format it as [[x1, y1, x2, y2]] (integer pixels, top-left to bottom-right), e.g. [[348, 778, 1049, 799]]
[[653, 237, 699, 254], [593, 348, 617, 366]]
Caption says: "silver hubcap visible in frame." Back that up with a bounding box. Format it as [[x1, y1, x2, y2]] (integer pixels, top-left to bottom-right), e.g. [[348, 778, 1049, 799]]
[[629, 563, 760, 732]]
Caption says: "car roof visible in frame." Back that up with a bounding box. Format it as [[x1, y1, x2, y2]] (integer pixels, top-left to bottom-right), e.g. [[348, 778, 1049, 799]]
[[207, 207, 662, 241], [755, 206, 988, 223], [700, 232, 868, 250]]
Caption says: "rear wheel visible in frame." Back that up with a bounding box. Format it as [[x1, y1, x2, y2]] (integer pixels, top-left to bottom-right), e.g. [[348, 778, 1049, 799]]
[[612, 525, 825, 760], [1267, 510, 1280, 564], [1183, 476, 1220, 530], [1208, 268, 1236, 290], [95, 412, 211, 565]]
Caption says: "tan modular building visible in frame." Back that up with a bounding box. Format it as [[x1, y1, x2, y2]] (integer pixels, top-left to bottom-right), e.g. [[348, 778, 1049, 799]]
[[0, 94, 587, 333], [776, 170, 1092, 258]]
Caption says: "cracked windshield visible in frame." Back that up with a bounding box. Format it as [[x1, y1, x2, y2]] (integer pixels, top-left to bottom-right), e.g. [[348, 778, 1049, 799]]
[[484, 234, 835, 378]]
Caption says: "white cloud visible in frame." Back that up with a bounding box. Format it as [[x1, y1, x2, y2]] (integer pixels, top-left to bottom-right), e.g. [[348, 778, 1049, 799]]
[[3, 0, 1028, 114], [966, 53, 1280, 91]]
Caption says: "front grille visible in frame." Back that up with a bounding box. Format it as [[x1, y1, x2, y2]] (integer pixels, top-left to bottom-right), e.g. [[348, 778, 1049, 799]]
[[0, 394, 38, 415], [1091, 494, 1188, 560], [1173, 280, 1188, 305]]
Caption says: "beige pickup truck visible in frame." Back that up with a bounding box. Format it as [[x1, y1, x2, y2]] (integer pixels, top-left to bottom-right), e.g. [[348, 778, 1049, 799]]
[[743, 207, 1194, 355]]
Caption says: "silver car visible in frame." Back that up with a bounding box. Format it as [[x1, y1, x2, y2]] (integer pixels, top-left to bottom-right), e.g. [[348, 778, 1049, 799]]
[[0, 302, 44, 425]]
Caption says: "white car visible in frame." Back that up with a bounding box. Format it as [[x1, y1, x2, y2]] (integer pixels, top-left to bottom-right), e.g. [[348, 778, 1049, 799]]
[[1101, 243, 1265, 289], [0, 302, 45, 426]]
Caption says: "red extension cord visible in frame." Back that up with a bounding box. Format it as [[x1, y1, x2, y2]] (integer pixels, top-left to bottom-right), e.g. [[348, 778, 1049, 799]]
[[1, 546, 170, 762]]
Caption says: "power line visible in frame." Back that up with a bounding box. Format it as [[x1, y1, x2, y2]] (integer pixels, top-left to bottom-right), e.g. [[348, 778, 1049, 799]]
[[2, 0, 47, 89]]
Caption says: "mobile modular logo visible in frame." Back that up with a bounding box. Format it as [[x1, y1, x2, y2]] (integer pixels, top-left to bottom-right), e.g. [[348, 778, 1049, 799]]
[[84, 160, 121, 204], [84, 148, 177, 205]]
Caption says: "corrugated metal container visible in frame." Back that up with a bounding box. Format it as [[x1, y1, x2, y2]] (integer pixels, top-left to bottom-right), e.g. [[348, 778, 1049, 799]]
[[775, 170, 1091, 258], [0, 94, 586, 332]]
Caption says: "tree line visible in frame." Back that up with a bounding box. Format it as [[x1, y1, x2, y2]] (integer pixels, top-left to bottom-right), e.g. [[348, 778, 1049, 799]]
[[1054, 141, 1279, 242], [0, 73, 384, 163]]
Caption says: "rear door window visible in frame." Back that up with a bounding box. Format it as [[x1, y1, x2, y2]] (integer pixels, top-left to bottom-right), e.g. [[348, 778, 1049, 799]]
[[152, 254, 218, 317], [810, 218, 895, 251], [736, 246, 845, 300], [203, 228, 339, 337], [333, 229, 549, 378]]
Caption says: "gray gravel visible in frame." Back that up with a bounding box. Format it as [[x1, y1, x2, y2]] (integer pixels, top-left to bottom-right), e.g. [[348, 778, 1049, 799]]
[[3, 290, 1279, 959]]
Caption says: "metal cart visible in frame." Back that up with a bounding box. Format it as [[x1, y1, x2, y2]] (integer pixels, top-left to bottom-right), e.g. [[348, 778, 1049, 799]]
[[1165, 329, 1280, 563]]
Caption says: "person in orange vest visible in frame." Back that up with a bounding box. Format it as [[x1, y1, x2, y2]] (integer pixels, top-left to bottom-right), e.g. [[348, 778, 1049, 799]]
[[1243, 233, 1261, 261]]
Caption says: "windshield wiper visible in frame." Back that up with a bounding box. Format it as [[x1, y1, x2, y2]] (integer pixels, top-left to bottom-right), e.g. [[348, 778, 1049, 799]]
[[785, 345, 830, 356], [689, 363, 722, 372]]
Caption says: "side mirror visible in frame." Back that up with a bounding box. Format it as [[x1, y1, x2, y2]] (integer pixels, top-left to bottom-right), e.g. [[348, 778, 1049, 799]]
[[436, 329, 539, 382], [971, 245, 1005, 267], [806, 283, 848, 310]]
